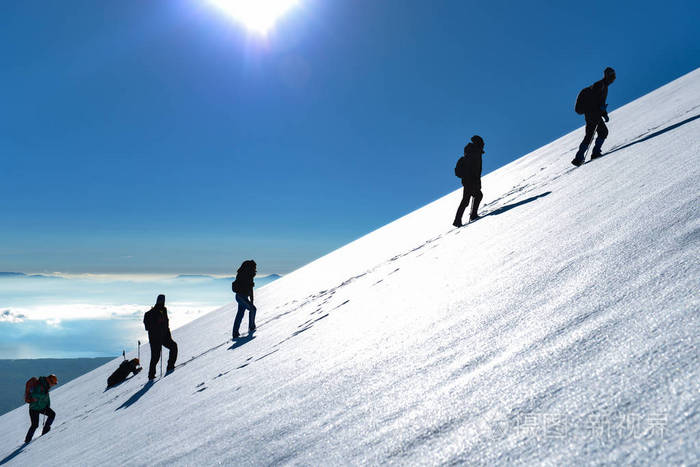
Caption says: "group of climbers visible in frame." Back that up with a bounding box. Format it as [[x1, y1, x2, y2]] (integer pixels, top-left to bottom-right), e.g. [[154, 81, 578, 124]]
[[19, 68, 616, 445], [453, 67, 616, 225], [21, 260, 258, 444]]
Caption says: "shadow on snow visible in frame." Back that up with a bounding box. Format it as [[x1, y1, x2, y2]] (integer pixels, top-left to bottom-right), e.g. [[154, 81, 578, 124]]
[[487, 191, 552, 217], [606, 113, 700, 156], [228, 334, 255, 351], [116, 380, 155, 411], [0, 444, 27, 466]]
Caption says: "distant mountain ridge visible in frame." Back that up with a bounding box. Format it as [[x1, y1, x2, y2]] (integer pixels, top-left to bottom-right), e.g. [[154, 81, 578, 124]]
[[0, 272, 61, 279], [2, 272, 281, 282]]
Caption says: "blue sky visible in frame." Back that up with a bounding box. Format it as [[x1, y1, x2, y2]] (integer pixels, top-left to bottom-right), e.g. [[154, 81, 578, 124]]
[[1, 0, 699, 275]]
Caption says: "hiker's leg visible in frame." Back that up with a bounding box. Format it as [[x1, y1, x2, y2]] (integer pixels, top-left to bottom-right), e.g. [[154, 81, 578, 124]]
[[575, 116, 597, 160], [592, 118, 608, 155], [454, 185, 470, 224], [470, 190, 483, 218], [41, 408, 55, 435], [163, 335, 178, 369], [25, 408, 39, 443], [248, 306, 256, 331], [148, 339, 161, 379], [233, 294, 255, 335]]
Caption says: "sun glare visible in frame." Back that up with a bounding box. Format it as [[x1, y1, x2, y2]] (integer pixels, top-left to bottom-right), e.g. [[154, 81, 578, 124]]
[[208, 0, 300, 34]]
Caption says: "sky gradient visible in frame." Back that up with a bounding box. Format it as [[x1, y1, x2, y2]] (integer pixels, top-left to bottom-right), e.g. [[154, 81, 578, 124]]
[[2, 0, 699, 275]]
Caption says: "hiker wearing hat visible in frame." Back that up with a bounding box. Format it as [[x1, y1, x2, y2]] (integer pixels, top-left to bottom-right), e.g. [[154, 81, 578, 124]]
[[231, 260, 257, 339], [453, 135, 485, 227], [24, 374, 58, 443], [572, 67, 616, 166], [107, 358, 142, 388], [143, 294, 178, 379]]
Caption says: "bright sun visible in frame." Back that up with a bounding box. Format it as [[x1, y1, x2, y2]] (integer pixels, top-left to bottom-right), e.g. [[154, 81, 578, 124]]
[[208, 0, 300, 34]]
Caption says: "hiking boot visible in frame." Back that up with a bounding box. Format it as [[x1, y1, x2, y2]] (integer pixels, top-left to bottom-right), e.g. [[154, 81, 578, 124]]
[[571, 158, 583, 167], [590, 152, 603, 159], [452, 220, 462, 228]]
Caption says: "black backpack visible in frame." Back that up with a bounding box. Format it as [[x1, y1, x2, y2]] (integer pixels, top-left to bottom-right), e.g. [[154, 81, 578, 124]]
[[454, 156, 467, 178], [575, 86, 593, 114]]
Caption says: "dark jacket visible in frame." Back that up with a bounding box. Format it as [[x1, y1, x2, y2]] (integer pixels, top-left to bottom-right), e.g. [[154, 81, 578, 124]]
[[107, 359, 141, 387], [143, 305, 171, 341], [28, 377, 51, 411], [586, 78, 609, 117], [232, 273, 255, 297], [459, 142, 483, 190]]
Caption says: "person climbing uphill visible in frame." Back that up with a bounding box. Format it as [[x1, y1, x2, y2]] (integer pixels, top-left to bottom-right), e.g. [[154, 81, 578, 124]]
[[231, 260, 257, 339], [572, 67, 616, 166], [24, 374, 58, 443], [143, 294, 178, 379], [453, 135, 485, 227]]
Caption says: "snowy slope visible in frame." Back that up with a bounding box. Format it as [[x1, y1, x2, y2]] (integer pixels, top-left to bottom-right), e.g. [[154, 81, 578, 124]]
[[1, 69, 698, 466]]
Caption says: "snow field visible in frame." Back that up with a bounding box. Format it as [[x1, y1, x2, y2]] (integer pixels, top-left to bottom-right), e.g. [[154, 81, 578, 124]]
[[0, 69, 698, 465]]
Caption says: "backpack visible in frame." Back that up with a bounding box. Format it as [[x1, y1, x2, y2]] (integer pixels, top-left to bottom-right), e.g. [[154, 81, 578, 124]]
[[24, 377, 39, 404], [107, 360, 140, 387], [575, 86, 593, 114], [454, 156, 467, 178]]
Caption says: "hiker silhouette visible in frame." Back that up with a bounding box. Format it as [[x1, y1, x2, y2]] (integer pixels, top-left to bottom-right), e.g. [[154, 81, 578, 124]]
[[143, 294, 178, 379], [453, 135, 485, 227], [572, 67, 616, 166], [231, 260, 258, 339]]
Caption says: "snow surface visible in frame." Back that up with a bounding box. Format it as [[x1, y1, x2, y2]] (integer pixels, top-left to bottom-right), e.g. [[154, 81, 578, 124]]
[[1, 69, 698, 466]]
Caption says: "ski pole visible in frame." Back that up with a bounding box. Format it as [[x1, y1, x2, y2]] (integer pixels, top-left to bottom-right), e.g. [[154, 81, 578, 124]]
[[160, 351, 163, 378], [138, 340, 140, 361], [122, 350, 126, 361]]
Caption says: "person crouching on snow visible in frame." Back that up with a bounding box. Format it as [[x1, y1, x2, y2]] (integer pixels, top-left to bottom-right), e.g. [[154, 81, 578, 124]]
[[231, 260, 257, 339]]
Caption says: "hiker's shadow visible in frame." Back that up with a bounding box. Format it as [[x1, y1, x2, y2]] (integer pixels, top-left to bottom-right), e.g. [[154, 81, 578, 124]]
[[0, 444, 27, 466], [488, 191, 551, 217], [606, 113, 700, 156], [228, 334, 255, 351], [116, 380, 155, 411]]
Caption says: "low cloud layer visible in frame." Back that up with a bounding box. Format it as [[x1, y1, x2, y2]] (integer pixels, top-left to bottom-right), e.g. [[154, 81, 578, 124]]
[[1, 310, 26, 323], [0, 273, 280, 358], [4, 302, 215, 330]]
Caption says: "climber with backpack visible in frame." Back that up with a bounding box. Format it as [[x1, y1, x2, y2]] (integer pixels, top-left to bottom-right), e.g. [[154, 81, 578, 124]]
[[24, 374, 58, 443], [572, 67, 616, 166], [231, 260, 258, 339], [143, 294, 178, 380], [107, 358, 142, 388], [453, 135, 485, 227]]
